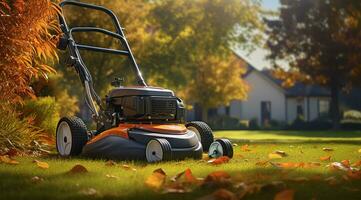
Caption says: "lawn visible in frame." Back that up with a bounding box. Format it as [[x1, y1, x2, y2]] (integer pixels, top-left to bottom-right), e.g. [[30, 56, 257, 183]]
[[1, 130, 361, 200]]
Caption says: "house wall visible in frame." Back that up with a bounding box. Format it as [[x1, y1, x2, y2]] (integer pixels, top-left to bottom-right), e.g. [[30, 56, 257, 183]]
[[229, 71, 286, 125], [286, 97, 331, 123]]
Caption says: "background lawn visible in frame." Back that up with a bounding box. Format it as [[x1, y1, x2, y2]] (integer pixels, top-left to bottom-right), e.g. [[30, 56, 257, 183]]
[[1, 130, 361, 200]]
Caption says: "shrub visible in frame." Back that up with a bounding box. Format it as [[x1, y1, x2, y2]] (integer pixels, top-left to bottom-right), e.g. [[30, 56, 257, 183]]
[[249, 118, 259, 130], [208, 115, 246, 130], [0, 105, 43, 149], [343, 110, 361, 121], [21, 97, 60, 136]]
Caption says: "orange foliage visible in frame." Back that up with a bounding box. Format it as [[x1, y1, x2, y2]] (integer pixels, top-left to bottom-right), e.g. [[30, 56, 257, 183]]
[[0, 0, 60, 103]]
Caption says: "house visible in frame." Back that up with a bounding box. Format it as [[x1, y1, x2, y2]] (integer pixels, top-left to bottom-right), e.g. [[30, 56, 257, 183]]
[[187, 54, 332, 126]]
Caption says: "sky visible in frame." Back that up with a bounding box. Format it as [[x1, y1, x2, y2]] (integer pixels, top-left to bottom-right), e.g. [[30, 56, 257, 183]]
[[236, 0, 280, 70]]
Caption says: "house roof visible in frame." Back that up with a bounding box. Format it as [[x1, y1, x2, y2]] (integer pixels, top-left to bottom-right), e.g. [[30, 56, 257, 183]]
[[235, 52, 331, 97]]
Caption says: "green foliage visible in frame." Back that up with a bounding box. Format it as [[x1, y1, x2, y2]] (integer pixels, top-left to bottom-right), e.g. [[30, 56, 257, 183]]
[[249, 118, 260, 130], [21, 97, 60, 135], [0, 105, 42, 149]]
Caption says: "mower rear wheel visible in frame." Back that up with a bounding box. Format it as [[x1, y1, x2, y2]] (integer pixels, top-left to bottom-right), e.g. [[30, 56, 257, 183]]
[[146, 139, 172, 162], [56, 116, 88, 157], [208, 139, 234, 158], [186, 121, 214, 152]]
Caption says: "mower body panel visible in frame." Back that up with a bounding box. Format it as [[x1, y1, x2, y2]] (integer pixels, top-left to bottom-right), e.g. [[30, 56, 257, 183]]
[[81, 124, 203, 160]]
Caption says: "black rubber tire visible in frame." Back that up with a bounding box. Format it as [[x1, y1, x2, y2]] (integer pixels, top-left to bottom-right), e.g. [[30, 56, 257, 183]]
[[186, 121, 214, 152], [56, 116, 88, 156], [151, 138, 172, 161], [216, 139, 234, 158]]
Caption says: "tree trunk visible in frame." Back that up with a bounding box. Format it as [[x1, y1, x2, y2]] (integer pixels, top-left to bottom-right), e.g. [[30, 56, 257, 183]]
[[201, 106, 209, 123], [330, 83, 341, 130]]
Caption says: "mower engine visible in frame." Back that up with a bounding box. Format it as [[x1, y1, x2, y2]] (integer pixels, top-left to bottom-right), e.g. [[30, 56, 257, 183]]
[[103, 86, 185, 128]]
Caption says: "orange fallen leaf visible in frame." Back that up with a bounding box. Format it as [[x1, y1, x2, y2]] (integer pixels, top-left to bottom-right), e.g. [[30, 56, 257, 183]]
[[320, 155, 331, 161], [241, 144, 251, 152], [271, 162, 304, 169], [203, 171, 231, 188], [208, 156, 230, 165], [68, 164, 88, 174], [33, 160, 49, 169], [145, 168, 166, 190], [0, 155, 19, 165], [256, 160, 269, 166], [346, 171, 361, 180], [274, 189, 295, 200], [352, 160, 361, 167], [341, 160, 350, 168]]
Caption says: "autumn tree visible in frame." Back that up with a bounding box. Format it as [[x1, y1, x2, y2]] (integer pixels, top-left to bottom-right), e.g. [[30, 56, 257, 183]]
[[266, 0, 361, 129], [143, 0, 263, 121], [0, 0, 60, 103]]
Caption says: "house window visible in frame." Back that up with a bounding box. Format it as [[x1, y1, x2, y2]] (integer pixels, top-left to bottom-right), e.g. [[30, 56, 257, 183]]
[[319, 99, 330, 117], [297, 104, 304, 116], [261, 101, 271, 126]]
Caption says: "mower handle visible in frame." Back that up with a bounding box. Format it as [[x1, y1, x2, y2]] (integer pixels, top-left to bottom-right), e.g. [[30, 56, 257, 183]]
[[58, 0, 147, 86]]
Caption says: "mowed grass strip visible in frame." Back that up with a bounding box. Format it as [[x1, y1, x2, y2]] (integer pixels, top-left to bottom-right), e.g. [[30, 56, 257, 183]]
[[0, 131, 361, 200]]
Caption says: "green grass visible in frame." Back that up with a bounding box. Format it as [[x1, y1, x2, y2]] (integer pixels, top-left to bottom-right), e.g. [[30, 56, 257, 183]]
[[1, 130, 361, 200]]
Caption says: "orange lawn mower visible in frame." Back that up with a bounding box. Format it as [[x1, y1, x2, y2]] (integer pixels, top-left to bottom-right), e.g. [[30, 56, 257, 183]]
[[55, 0, 233, 162]]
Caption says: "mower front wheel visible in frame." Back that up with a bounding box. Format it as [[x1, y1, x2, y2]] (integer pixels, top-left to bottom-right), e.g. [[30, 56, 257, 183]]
[[186, 121, 214, 152], [56, 116, 88, 157], [145, 139, 172, 162], [208, 139, 234, 158]]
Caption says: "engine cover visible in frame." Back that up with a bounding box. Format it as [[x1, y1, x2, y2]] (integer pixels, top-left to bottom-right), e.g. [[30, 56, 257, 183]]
[[106, 87, 185, 123]]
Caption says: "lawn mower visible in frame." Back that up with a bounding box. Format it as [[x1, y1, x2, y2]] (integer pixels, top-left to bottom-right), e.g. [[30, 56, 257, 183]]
[[55, 0, 234, 162]]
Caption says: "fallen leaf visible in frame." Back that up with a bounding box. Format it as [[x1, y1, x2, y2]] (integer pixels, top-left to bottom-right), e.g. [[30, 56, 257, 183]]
[[352, 160, 361, 167], [256, 160, 269, 167], [106, 174, 119, 179], [341, 160, 350, 168], [145, 168, 166, 190], [270, 162, 303, 169], [241, 144, 251, 152], [105, 160, 116, 166], [121, 164, 137, 171], [68, 164, 88, 174], [184, 168, 198, 184], [346, 171, 361, 180], [268, 153, 283, 159], [31, 176, 44, 183], [328, 162, 356, 172], [33, 160, 49, 169], [198, 188, 237, 200], [325, 176, 338, 185], [0, 155, 19, 165], [320, 155, 331, 161], [274, 150, 287, 157], [80, 188, 97, 196], [322, 147, 334, 152], [274, 189, 295, 200], [208, 156, 230, 165], [202, 171, 231, 188]]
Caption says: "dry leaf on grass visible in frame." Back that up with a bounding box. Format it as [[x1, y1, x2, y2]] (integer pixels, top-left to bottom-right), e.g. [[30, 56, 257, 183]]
[[341, 160, 350, 168], [328, 162, 357, 172], [198, 188, 238, 200], [352, 160, 361, 167], [33, 160, 49, 169], [31, 176, 44, 183], [68, 164, 88, 174], [0, 155, 19, 165], [241, 144, 251, 152], [322, 147, 334, 152], [208, 156, 230, 165], [145, 168, 167, 190], [106, 174, 119, 179], [274, 189, 295, 200], [202, 171, 231, 188], [320, 155, 331, 161], [346, 171, 361, 180], [121, 164, 137, 171], [80, 188, 97, 196], [274, 150, 287, 157]]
